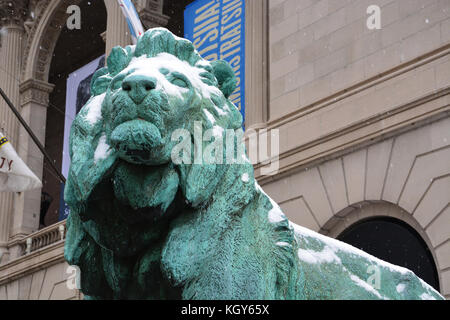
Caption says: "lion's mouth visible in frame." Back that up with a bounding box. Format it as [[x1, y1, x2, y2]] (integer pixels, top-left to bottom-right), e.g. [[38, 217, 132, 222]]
[[110, 119, 163, 164]]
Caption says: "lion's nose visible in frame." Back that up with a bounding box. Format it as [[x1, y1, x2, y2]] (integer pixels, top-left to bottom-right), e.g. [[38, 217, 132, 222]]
[[122, 74, 157, 104]]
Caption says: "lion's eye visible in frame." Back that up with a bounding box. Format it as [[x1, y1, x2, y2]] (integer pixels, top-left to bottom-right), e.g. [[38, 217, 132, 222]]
[[111, 74, 126, 90], [168, 72, 189, 88], [199, 72, 217, 86], [111, 80, 121, 90], [171, 78, 188, 88], [159, 68, 170, 75]]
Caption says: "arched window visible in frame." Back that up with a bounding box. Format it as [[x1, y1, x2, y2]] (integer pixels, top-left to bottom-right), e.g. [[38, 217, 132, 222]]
[[337, 217, 440, 291]]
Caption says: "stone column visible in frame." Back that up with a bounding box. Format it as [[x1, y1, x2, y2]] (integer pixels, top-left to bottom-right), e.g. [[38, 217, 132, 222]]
[[245, 0, 269, 130], [0, 0, 28, 263], [104, 0, 132, 57], [7, 79, 54, 256]]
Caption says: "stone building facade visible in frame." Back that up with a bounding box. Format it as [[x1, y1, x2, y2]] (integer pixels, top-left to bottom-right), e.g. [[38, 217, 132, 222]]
[[260, 0, 450, 299], [0, 0, 448, 299]]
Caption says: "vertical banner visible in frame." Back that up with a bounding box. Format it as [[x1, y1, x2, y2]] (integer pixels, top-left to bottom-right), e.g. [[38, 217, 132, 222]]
[[184, 0, 245, 124], [59, 55, 105, 221], [0, 132, 42, 192]]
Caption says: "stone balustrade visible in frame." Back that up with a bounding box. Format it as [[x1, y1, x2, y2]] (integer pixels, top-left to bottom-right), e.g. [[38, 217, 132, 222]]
[[12, 220, 66, 257]]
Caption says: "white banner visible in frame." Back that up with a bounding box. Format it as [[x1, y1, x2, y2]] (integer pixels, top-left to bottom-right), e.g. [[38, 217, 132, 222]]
[[117, 0, 145, 44], [0, 131, 42, 192]]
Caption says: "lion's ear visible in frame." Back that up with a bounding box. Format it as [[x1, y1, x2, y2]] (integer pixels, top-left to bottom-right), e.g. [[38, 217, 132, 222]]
[[107, 46, 131, 75], [211, 60, 236, 99]]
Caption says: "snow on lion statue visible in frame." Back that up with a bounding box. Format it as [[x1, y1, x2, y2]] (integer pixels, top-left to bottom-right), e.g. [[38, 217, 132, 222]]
[[64, 28, 443, 300]]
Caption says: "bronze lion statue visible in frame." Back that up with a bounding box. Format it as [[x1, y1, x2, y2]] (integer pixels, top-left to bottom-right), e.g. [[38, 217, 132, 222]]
[[64, 28, 443, 300]]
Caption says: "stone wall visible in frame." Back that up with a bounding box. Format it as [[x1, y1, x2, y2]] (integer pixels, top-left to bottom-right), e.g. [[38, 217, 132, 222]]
[[261, 0, 450, 299], [269, 0, 450, 119], [260, 117, 450, 298], [0, 242, 80, 300]]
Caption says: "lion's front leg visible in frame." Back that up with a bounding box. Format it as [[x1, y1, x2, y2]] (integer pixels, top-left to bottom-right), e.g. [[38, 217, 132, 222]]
[[65, 211, 114, 299]]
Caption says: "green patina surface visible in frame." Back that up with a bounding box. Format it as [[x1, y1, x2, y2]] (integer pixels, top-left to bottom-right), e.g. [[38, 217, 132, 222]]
[[64, 28, 444, 300]]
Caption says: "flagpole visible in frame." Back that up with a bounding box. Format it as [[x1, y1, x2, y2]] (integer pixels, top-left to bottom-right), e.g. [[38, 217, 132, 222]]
[[0, 87, 66, 184]]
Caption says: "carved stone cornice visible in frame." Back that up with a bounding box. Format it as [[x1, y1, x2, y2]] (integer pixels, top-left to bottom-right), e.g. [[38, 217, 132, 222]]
[[133, 0, 169, 29], [23, 0, 46, 35], [139, 10, 170, 29], [19, 78, 55, 107], [133, 0, 163, 13], [34, 2, 70, 81], [20, 0, 51, 79], [0, 0, 29, 28], [20, 0, 82, 81]]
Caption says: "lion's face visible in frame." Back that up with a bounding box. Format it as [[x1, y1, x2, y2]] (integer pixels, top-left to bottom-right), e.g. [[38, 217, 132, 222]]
[[102, 52, 224, 166], [65, 28, 255, 263], [67, 28, 245, 221]]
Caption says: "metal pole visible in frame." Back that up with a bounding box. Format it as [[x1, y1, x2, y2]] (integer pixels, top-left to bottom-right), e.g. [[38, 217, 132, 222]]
[[0, 87, 66, 184]]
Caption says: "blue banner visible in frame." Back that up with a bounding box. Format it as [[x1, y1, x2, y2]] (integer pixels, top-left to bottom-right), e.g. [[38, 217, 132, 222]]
[[184, 0, 245, 124]]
